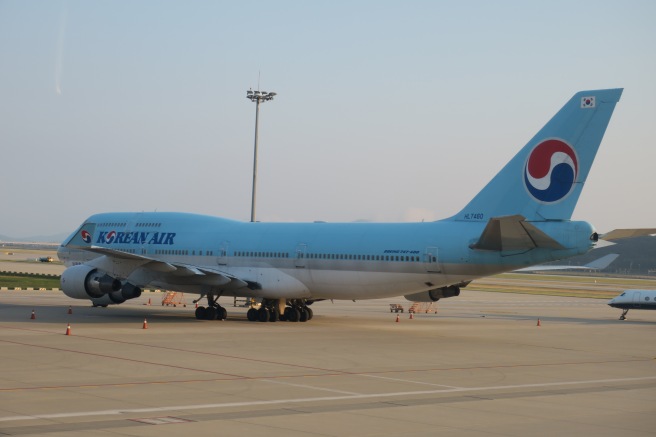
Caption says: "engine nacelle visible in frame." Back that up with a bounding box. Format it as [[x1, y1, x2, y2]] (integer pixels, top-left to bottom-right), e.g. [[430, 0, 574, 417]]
[[107, 283, 142, 304], [404, 286, 461, 302], [61, 265, 122, 301]]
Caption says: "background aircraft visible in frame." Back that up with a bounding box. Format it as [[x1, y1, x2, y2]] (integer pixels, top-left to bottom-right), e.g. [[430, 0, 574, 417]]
[[608, 290, 656, 320], [57, 88, 623, 323]]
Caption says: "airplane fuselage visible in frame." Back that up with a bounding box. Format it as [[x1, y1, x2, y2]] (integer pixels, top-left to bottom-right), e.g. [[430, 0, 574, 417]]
[[58, 211, 596, 301]]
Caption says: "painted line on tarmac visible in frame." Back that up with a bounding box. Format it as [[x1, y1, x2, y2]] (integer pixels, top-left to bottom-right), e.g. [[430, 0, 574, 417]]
[[1, 375, 655, 423], [263, 378, 361, 395], [361, 374, 462, 389]]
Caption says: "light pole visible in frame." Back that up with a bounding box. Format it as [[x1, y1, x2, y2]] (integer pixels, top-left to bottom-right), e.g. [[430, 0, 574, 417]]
[[246, 89, 276, 222]]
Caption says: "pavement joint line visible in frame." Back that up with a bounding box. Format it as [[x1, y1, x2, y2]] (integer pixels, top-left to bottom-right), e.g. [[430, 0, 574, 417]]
[[0, 338, 246, 379], [1, 375, 655, 423]]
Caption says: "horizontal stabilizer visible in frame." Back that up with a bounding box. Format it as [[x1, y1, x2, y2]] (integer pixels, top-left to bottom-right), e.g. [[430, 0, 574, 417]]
[[471, 215, 565, 251], [516, 253, 618, 272], [601, 228, 656, 241]]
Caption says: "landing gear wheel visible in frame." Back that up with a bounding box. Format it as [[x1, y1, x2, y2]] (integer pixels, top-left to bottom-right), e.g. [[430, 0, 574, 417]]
[[195, 306, 207, 320], [299, 307, 309, 322], [218, 306, 227, 320], [269, 307, 280, 322], [286, 307, 300, 322], [205, 306, 217, 320], [306, 307, 313, 320], [247, 308, 258, 322], [258, 307, 270, 322]]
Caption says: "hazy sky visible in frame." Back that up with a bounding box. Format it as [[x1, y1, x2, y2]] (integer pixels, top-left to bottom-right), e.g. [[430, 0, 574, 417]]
[[1, 0, 654, 238]]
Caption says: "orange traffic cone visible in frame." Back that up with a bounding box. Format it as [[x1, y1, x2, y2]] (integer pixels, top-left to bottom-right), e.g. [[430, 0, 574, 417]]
[[409, 312, 414, 320], [395, 314, 400, 323], [30, 309, 36, 320], [65, 323, 71, 335], [537, 318, 541, 327], [195, 302, 198, 309], [148, 298, 151, 306], [67, 306, 72, 315], [143, 318, 148, 329]]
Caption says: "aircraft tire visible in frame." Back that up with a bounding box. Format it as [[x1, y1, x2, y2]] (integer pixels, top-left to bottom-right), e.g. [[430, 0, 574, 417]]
[[195, 306, 207, 320], [299, 308, 309, 322], [306, 307, 313, 320], [205, 307, 217, 320], [247, 308, 258, 322], [286, 307, 300, 322], [218, 306, 227, 320], [257, 307, 270, 322]]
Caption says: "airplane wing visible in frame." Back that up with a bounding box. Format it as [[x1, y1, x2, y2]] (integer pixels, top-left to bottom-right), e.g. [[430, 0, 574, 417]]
[[82, 246, 249, 291], [470, 215, 565, 251]]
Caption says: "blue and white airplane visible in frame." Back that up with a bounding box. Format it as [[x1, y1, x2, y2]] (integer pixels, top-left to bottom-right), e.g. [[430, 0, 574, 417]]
[[608, 290, 656, 320], [57, 88, 623, 323]]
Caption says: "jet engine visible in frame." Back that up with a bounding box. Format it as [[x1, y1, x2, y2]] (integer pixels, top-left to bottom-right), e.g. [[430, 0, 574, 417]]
[[404, 285, 461, 302], [60, 265, 141, 305]]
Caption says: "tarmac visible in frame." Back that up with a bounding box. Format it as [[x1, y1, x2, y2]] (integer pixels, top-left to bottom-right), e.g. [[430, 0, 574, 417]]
[[1, 287, 655, 436]]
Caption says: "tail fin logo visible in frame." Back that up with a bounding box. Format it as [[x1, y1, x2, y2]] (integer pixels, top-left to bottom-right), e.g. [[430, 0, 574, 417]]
[[524, 139, 578, 203], [80, 230, 92, 243]]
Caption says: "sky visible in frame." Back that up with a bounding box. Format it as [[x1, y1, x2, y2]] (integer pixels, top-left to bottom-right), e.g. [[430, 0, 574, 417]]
[[1, 0, 655, 239]]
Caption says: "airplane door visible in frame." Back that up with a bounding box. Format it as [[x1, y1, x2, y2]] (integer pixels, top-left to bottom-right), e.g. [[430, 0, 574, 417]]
[[218, 241, 229, 266], [424, 246, 441, 273], [295, 244, 307, 268], [633, 291, 642, 308]]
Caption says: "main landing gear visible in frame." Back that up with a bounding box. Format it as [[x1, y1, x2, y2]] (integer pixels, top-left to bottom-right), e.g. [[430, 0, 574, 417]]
[[246, 299, 314, 323], [194, 294, 228, 321]]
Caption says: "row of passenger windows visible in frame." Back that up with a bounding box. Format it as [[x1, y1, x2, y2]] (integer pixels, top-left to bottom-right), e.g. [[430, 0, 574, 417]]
[[235, 251, 290, 258], [135, 222, 162, 228], [235, 251, 421, 262], [97, 222, 161, 228], [303, 253, 420, 262], [154, 249, 214, 256], [137, 249, 427, 263]]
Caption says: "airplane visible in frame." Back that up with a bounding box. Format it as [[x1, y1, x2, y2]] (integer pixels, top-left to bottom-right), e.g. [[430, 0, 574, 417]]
[[514, 253, 619, 273], [608, 290, 656, 320], [57, 88, 623, 323]]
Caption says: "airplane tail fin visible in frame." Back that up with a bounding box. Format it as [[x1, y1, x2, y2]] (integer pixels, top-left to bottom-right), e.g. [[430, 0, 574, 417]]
[[453, 89, 622, 222]]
